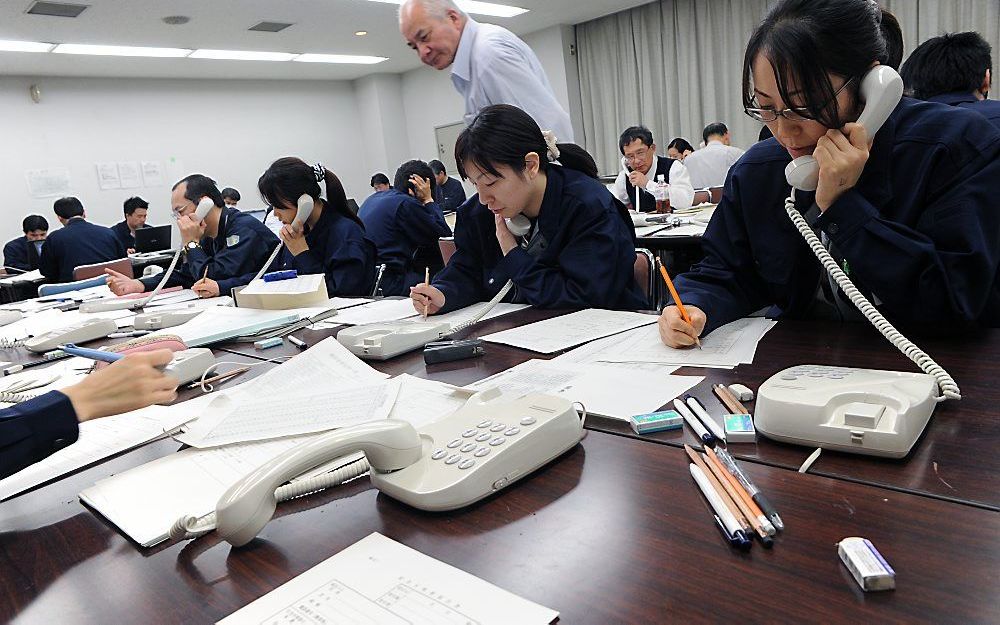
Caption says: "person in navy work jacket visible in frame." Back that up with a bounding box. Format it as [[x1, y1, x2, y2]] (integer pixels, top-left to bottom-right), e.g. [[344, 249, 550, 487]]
[[359, 160, 452, 296], [430, 159, 467, 212], [104, 174, 279, 298], [258, 158, 376, 297], [899, 31, 1000, 130], [3, 214, 48, 272], [658, 0, 1000, 348], [39, 197, 126, 284], [0, 350, 177, 479], [410, 104, 646, 315], [110, 196, 151, 253]]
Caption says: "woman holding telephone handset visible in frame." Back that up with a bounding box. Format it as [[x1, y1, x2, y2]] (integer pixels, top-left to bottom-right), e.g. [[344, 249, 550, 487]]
[[410, 104, 646, 315], [659, 0, 1000, 348]]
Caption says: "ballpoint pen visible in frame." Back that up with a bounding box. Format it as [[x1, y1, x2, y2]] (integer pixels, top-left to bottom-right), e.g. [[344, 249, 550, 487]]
[[685, 394, 727, 443], [716, 447, 784, 531], [57, 343, 123, 363], [673, 398, 715, 446]]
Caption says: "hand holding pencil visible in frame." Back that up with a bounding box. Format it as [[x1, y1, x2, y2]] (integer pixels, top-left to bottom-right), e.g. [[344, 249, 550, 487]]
[[655, 258, 705, 349]]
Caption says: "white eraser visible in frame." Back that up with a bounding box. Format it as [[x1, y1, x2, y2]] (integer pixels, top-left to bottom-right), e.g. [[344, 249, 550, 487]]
[[838, 537, 895, 592], [729, 383, 754, 402]]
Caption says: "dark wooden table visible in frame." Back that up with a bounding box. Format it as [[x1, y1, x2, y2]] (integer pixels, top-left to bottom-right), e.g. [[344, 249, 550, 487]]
[[1, 429, 996, 624], [220, 311, 1000, 510]]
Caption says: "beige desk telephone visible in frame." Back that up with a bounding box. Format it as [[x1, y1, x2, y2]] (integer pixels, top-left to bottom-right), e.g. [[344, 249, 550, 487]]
[[754, 66, 962, 457], [174, 391, 585, 547]]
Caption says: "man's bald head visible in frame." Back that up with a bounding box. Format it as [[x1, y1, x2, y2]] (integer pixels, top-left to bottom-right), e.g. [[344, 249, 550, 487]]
[[399, 0, 468, 71]]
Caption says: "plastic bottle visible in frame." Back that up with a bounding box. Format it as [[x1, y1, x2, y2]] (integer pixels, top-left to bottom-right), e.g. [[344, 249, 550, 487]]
[[655, 175, 671, 213]]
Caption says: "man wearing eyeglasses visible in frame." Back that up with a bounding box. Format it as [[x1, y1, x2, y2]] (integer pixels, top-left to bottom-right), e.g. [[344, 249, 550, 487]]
[[612, 126, 695, 213], [104, 174, 279, 299]]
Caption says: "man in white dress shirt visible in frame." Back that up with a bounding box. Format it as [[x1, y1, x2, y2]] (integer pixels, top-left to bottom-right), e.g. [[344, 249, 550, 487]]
[[611, 126, 694, 212], [399, 0, 574, 142], [682, 122, 746, 189]]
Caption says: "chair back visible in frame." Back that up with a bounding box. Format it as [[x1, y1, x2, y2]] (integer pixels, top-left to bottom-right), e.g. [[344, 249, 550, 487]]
[[693, 189, 711, 205], [38, 275, 108, 297], [438, 237, 457, 266], [74, 257, 133, 281], [634, 248, 656, 309], [709, 186, 724, 204]]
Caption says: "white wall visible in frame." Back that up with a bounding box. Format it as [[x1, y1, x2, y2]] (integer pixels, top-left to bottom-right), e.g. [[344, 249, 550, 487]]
[[0, 76, 368, 245]]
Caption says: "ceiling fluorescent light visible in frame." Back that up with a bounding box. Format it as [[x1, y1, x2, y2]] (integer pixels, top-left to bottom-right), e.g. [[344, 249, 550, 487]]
[[366, 0, 528, 18], [52, 44, 191, 58], [190, 49, 296, 62], [294, 54, 387, 64], [0, 39, 54, 53]]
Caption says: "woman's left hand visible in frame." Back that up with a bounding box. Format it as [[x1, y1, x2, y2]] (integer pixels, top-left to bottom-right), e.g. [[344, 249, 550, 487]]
[[813, 122, 870, 211], [494, 214, 518, 255], [280, 223, 309, 255]]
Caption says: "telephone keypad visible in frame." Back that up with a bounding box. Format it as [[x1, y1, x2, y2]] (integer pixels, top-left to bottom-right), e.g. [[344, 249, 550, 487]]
[[437, 408, 546, 471], [447, 439, 462, 448], [520, 416, 536, 426], [460, 443, 477, 453], [445, 454, 462, 465], [475, 433, 491, 442], [458, 459, 476, 470], [432, 450, 448, 460], [489, 423, 507, 432], [474, 447, 490, 457], [461, 429, 477, 438], [782, 366, 857, 381], [504, 427, 520, 436], [477, 420, 493, 428], [489, 437, 506, 446]]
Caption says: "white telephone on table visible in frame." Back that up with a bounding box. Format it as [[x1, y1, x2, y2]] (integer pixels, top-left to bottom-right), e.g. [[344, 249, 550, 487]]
[[80, 196, 219, 314], [180, 391, 584, 547], [754, 66, 962, 457]]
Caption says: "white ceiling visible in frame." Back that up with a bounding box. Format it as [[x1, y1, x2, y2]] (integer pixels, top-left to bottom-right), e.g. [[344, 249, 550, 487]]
[[0, 0, 651, 81]]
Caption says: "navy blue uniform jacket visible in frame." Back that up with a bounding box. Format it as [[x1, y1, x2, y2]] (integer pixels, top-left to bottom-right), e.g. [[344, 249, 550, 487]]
[[140, 206, 279, 296], [435, 177, 468, 213], [0, 391, 78, 479], [433, 165, 647, 313], [358, 189, 452, 296], [39, 218, 125, 283], [927, 92, 1000, 130], [3, 237, 43, 272], [111, 220, 150, 251], [268, 208, 377, 297], [676, 98, 1000, 334]]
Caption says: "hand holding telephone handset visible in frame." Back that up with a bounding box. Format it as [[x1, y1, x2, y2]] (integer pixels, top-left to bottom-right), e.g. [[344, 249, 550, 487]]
[[247, 194, 314, 285], [82, 197, 219, 314], [171, 391, 585, 547], [755, 66, 961, 458]]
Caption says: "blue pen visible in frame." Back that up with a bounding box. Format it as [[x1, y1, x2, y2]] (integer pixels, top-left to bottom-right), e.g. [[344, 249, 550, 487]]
[[58, 343, 123, 363], [263, 269, 298, 282]]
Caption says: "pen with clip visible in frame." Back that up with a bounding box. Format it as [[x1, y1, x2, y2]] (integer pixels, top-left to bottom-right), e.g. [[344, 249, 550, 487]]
[[673, 398, 715, 446], [689, 463, 751, 551], [715, 447, 784, 531], [685, 394, 727, 443]]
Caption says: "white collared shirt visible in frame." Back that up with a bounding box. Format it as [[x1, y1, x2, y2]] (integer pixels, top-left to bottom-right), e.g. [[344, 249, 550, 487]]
[[611, 154, 695, 210], [682, 140, 746, 189], [450, 18, 574, 142]]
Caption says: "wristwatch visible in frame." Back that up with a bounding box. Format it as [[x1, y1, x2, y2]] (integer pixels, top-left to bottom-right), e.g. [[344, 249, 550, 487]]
[[183, 240, 201, 254]]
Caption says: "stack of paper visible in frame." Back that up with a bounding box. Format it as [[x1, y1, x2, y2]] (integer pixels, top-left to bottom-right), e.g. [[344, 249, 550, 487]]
[[218, 533, 558, 624], [559, 317, 777, 369], [147, 306, 303, 346], [466, 359, 702, 422], [480, 308, 658, 354], [0, 404, 195, 501], [317, 298, 418, 327]]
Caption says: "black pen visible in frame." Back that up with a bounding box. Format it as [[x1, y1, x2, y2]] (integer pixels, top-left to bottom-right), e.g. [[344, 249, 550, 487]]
[[716, 447, 785, 531]]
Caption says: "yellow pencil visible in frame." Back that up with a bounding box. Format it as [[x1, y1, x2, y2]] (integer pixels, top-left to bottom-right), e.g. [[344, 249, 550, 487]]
[[656, 258, 701, 349]]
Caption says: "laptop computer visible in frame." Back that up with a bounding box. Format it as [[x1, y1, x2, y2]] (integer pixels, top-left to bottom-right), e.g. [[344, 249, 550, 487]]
[[134, 225, 172, 253]]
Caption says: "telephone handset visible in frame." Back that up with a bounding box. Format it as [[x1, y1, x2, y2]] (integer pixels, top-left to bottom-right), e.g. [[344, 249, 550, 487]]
[[785, 65, 904, 191], [756, 65, 961, 457], [194, 197, 216, 221], [209, 392, 584, 546], [505, 214, 531, 237]]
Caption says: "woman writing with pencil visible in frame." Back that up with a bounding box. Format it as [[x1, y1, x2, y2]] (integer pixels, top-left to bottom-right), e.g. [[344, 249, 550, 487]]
[[409, 104, 646, 315], [659, 0, 1000, 348]]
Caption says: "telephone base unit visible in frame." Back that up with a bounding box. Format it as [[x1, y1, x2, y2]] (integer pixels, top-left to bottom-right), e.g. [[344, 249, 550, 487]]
[[754, 365, 938, 458], [337, 321, 451, 360]]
